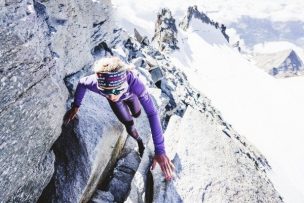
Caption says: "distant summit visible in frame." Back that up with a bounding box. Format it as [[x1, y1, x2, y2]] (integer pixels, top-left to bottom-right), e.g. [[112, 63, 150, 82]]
[[151, 8, 179, 52], [254, 49, 304, 78], [180, 6, 230, 43]]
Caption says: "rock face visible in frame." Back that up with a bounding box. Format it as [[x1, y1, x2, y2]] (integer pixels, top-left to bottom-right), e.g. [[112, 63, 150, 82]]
[[90, 190, 115, 203], [0, 0, 122, 202], [254, 49, 304, 78], [39, 89, 127, 203], [152, 8, 179, 52], [0, 1, 66, 202], [106, 150, 141, 202], [152, 107, 284, 202], [121, 14, 283, 200], [151, 6, 238, 54], [89, 102, 152, 203]]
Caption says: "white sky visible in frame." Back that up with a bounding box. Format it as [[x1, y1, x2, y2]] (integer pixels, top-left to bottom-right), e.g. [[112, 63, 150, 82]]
[[112, 0, 304, 50], [112, 0, 304, 31]]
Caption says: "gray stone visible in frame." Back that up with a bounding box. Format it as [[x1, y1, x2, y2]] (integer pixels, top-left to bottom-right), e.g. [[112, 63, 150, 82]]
[[100, 110, 151, 202], [42, 90, 127, 203], [37, 0, 117, 75], [125, 144, 154, 203], [0, 0, 119, 201], [90, 190, 115, 203], [131, 57, 146, 68], [7, 151, 55, 203], [0, 73, 66, 202], [150, 67, 163, 83], [152, 107, 283, 202], [134, 28, 144, 44], [151, 8, 179, 52]]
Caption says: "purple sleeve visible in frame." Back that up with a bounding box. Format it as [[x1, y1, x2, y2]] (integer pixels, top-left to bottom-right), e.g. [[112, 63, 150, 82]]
[[73, 74, 99, 107], [129, 72, 166, 155]]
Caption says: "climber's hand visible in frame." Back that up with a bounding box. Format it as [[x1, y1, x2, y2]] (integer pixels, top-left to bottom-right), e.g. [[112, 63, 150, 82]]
[[64, 106, 79, 125], [151, 153, 175, 181]]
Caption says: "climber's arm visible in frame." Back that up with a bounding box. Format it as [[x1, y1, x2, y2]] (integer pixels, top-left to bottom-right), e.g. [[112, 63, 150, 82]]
[[131, 73, 175, 180], [138, 90, 165, 155], [64, 74, 97, 125]]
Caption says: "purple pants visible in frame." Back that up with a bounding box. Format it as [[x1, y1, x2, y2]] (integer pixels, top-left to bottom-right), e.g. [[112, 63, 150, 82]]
[[107, 94, 141, 139]]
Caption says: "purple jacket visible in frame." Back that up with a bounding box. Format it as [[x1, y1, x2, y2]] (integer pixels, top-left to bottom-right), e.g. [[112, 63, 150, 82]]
[[73, 71, 165, 155]]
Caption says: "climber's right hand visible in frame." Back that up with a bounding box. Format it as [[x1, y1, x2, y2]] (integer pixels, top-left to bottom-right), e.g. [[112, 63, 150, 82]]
[[64, 106, 79, 125], [151, 153, 175, 181]]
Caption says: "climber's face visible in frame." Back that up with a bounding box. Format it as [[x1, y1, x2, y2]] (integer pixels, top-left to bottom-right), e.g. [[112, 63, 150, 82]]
[[106, 94, 121, 102], [100, 82, 128, 102]]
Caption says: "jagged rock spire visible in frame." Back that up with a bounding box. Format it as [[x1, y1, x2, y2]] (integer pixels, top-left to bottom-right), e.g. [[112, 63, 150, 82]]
[[152, 8, 179, 52], [179, 6, 230, 43], [179, 5, 213, 30]]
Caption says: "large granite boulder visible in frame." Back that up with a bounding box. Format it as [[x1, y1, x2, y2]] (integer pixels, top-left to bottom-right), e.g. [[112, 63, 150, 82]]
[[0, 0, 119, 202], [0, 1, 67, 202], [39, 90, 127, 203], [152, 107, 283, 202]]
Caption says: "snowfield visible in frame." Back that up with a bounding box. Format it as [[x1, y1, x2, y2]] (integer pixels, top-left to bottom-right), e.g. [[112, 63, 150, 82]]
[[112, 1, 304, 202]]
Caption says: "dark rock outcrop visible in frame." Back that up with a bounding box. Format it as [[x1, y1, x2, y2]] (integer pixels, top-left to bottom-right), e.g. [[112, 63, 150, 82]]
[[152, 8, 179, 52]]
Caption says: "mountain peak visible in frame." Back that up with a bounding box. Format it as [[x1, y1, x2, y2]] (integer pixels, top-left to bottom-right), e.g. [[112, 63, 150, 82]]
[[254, 49, 304, 78], [151, 8, 179, 52], [179, 6, 230, 43], [179, 5, 213, 30]]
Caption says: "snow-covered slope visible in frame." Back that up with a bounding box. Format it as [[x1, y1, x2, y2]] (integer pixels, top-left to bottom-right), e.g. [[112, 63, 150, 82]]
[[112, 1, 304, 202], [172, 13, 304, 203], [151, 108, 283, 202]]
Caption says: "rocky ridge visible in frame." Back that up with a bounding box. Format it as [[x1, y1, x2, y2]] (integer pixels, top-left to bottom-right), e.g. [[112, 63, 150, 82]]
[[179, 6, 230, 43], [125, 6, 283, 203]]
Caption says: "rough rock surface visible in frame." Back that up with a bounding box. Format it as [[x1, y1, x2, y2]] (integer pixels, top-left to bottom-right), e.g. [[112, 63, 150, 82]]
[[1, 1, 66, 202], [121, 28, 283, 201], [39, 89, 127, 203], [90, 190, 115, 203], [106, 151, 141, 202], [152, 8, 179, 52], [90, 86, 164, 203], [125, 29, 230, 203], [0, 0, 122, 202], [152, 107, 284, 202]]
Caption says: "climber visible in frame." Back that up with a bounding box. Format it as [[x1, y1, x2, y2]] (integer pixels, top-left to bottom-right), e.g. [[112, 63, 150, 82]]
[[64, 56, 174, 180]]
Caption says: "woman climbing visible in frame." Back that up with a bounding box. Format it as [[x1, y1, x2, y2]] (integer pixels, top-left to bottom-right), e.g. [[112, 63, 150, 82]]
[[64, 56, 174, 180]]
